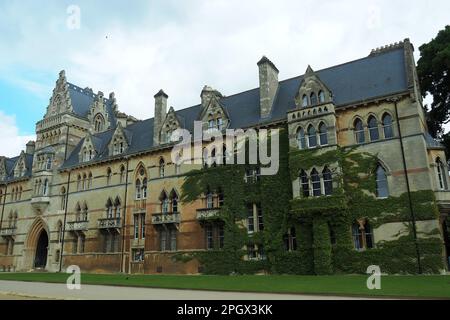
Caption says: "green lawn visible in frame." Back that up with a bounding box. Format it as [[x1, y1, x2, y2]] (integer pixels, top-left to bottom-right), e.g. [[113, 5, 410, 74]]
[[0, 273, 449, 298]]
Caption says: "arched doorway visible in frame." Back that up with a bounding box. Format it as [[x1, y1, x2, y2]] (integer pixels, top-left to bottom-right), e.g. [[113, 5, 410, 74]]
[[34, 230, 48, 269]]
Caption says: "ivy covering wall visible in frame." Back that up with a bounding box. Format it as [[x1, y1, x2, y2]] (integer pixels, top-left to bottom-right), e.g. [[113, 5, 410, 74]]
[[179, 126, 445, 275]]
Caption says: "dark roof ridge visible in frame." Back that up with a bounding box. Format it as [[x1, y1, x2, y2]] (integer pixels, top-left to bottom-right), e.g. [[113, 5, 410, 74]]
[[67, 82, 111, 102]]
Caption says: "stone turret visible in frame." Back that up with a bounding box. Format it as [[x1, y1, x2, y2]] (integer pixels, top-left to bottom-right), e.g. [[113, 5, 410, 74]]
[[26, 141, 36, 155]]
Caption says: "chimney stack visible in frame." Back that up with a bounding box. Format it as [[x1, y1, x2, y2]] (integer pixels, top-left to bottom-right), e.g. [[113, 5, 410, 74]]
[[26, 141, 36, 155], [257, 56, 279, 118], [153, 90, 168, 146]]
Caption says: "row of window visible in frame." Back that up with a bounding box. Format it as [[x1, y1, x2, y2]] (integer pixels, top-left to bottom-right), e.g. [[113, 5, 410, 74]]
[[10, 186, 23, 201], [206, 117, 225, 131], [300, 167, 333, 197], [354, 113, 394, 144], [296, 123, 328, 149], [76, 172, 93, 191], [81, 146, 95, 162], [301, 91, 326, 108], [283, 220, 374, 252], [34, 179, 49, 196], [35, 155, 53, 171], [298, 164, 389, 199], [75, 165, 128, 192]]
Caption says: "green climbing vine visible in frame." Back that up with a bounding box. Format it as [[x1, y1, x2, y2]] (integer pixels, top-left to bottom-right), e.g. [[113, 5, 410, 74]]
[[289, 146, 443, 274], [178, 127, 445, 275]]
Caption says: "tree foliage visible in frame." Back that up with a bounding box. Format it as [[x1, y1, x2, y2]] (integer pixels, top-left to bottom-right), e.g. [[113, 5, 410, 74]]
[[417, 25, 450, 157]]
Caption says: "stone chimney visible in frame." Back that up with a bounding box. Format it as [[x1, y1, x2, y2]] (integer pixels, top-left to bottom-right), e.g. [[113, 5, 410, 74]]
[[201, 85, 222, 108], [153, 90, 168, 145], [26, 141, 35, 155], [257, 56, 279, 118]]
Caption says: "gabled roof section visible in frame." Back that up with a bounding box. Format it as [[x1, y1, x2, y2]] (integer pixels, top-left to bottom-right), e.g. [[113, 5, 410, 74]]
[[198, 95, 230, 122], [67, 83, 117, 128]]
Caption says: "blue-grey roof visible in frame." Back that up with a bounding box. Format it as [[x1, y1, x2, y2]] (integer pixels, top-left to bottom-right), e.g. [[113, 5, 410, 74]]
[[60, 46, 410, 169]]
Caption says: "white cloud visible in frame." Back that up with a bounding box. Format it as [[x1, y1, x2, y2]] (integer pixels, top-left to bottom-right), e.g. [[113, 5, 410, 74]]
[[0, 111, 35, 158], [1, 0, 450, 126]]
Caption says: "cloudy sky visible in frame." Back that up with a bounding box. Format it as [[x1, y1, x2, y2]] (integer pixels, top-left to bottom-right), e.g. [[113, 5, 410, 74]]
[[0, 0, 449, 157]]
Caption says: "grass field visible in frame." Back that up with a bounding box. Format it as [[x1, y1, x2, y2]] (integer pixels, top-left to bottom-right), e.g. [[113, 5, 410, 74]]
[[0, 273, 449, 298]]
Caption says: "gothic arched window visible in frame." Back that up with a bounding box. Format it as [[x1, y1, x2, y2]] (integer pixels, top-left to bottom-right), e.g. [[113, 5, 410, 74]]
[[106, 168, 112, 185], [368, 116, 379, 141], [319, 122, 328, 146], [135, 179, 141, 200], [311, 168, 321, 196], [300, 170, 309, 198], [436, 158, 448, 190], [310, 92, 318, 106], [170, 190, 179, 213], [120, 165, 126, 183], [206, 188, 214, 209], [160, 191, 169, 213], [376, 165, 389, 198], [382, 113, 393, 139], [297, 127, 306, 150], [352, 222, 363, 250], [354, 118, 365, 144], [142, 178, 148, 199], [94, 113, 105, 132], [323, 167, 333, 195], [115, 197, 121, 219], [302, 95, 308, 107], [318, 91, 325, 103], [106, 198, 113, 218], [307, 125, 317, 148], [43, 179, 49, 196]]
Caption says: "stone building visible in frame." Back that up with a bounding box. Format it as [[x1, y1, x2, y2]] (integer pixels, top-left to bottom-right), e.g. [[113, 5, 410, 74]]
[[0, 39, 449, 274]]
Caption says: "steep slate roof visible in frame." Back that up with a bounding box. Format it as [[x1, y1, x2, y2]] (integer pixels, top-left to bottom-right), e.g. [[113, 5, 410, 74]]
[[60, 46, 409, 169]]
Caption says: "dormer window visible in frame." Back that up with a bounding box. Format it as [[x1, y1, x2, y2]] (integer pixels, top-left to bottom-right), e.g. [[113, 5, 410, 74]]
[[94, 114, 105, 132], [217, 117, 223, 130], [113, 137, 125, 155], [82, 146, 94, 162], [208, 119, 215, 130], [14, 160, 25, 178]]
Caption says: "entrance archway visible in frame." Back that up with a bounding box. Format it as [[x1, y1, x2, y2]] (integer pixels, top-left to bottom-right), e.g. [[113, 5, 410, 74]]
[[24, 218, 50, 270], [34, 230, 48, 268]]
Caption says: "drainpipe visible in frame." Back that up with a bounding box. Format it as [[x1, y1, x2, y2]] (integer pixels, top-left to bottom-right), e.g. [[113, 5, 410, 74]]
[[59, 170, 71, 272], [120, 158, 130, 273], [0, 184, 8, 232], [393, 97, 422, 274]]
